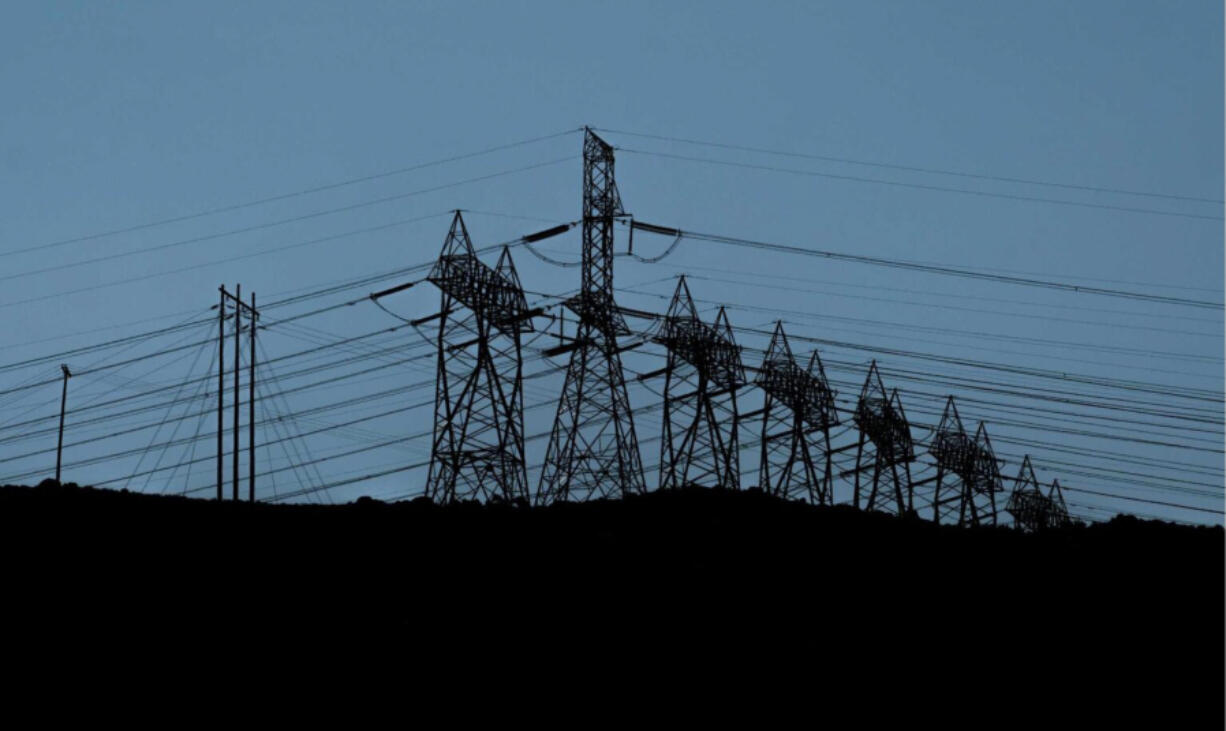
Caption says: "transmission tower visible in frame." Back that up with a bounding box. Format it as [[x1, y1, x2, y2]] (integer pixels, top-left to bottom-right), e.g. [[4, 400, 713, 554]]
[[1046, 479, 1071, 527], [851, 360, 915, 516], [424, 211, 532, 504], [646, 276, 746, 491], [754, 322, 839, 504], [1006, 455, 1071, 531], [925, 396, 1003, 526], [538, 128, 646, 503]]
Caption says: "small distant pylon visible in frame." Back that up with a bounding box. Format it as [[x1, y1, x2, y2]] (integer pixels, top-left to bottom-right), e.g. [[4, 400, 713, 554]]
[[1047, 479, 1070, 527], [851, 360, 915, 516], [424, 211, 531, 504], [650, 277, 746, 491], [1006, 455, 1071, 531], [927, 396, 1002, 526], [754, 322, 839, 504]]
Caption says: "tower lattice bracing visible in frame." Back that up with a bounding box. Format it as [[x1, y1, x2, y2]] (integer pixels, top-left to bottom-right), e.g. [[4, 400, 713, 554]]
[[654, 277, 747, 491], [852, 360, 915, 516], [537, 129, 646, 503], [1005, 455, 1071, 531], [928, 397, 1003, 526], [755, 322, 839, 504], [424, 211, 531, 504]]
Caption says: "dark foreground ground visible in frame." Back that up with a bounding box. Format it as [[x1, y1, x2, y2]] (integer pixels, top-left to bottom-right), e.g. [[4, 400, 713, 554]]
[[1, 481, 1221, 717]]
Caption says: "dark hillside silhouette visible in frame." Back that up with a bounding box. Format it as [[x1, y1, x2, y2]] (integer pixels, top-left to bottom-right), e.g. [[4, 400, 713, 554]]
[[0, 481, 1220, 720]]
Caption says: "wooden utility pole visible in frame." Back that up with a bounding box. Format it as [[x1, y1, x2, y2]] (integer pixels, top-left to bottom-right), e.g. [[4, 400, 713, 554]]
[[217, 284, 259, 501], [55, 364, 72, 483]]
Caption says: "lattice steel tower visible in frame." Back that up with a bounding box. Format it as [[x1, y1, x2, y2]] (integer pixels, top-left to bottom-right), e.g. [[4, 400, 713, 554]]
[[851, 360, 915, 516], [424, 211, 531, 503], [1046, 479, 1070, 527], [1005, 455, 1071, 531], [755, 322, 839, 504], [538, 129, 646, 503], [652, 277, 746, 491], [927, 396, 1003, 526]]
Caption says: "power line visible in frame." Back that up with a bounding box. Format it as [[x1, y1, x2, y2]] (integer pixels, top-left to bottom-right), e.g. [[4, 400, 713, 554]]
[[619, 147, 1224, 222], [0, 327, 433, 438], [0, 157, 574, 290], [67, 357, 574, 493], [594, 126, 1224, 204], [677, 272, 1222, 340], [617, 294, 1223, 407], [630, 224, 1224, 309], [632, 254, 1226, 327], [0, 219, 573, 376], [5, 127, 580, 260]]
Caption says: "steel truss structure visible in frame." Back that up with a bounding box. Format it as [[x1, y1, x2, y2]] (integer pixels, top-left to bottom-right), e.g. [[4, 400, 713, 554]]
[[755, 322, 839, 504], [424, 211, 532, 504], [1005, 455, 1072, 531], [652, 276, 746, 490], [538, 128, 646, 503], [851, 360, 915, 516], [927, 396, 1003, 526], [404, 128, 1084, 529]]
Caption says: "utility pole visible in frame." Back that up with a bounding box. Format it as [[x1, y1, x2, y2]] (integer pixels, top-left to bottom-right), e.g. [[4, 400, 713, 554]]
[[217, 286, 226, 501], [249, 291, 256, 502], [55, 364, 71, 483], [233, 283, 240, 502], [217, 284, 259, 501]]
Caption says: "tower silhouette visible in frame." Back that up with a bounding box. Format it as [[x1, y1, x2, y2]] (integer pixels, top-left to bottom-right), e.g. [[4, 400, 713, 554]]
[[851, 360, 915, 515], [928, 397, 1002, 526], [755, 322, 839, 504], [1006, 455, 1071, 531], [424, 212, 531, 503], [538, 129, 646, 503], [654, 276, 746, 491]]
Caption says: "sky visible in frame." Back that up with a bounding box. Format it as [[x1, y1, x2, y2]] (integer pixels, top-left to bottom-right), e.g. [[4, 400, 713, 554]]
[[0, 1, 1221, 523]]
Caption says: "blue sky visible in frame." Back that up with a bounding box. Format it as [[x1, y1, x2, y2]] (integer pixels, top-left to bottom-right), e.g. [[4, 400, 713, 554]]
[[0, 1, 1220, 522]]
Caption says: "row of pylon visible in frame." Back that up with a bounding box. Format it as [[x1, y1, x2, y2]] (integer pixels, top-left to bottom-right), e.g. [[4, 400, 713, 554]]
[[417, 210, 1067, 529], [418, 128, 1069, 530]]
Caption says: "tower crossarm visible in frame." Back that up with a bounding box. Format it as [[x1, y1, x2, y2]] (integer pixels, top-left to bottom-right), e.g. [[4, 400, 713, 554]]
[[968, 443, 1005, 494], [1005, 489, 1053, 528], [853, 397, 914, 463], [564, 290, 630, 337], [428, 254, 531, 337], [756, 359, 837, 430], [930, 430, 979, 481], [655, 318, 746, 391]]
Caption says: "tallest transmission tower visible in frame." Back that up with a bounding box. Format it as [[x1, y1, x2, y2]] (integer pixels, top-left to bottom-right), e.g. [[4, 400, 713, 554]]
[[537, 129, 646, 503]]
